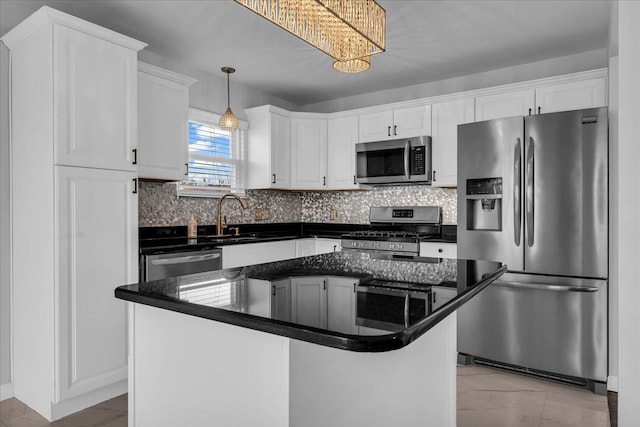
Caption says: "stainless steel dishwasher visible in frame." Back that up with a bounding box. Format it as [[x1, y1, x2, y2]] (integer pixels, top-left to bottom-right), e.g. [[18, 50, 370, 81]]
[[143, 248, 222, 281]]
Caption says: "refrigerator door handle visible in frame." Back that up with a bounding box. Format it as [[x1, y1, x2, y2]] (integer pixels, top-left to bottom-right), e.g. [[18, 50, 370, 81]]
[[494, 280, 600, 293], [514, 138, 522, 247], [525, 137, 535, 247]]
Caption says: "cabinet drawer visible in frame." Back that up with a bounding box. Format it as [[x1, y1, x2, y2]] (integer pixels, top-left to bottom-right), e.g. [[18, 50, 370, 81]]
[[419, 242, 457, 259]]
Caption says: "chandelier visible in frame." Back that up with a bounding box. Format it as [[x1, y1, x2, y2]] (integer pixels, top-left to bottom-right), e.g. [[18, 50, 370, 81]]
[[235, 0, 385, 73], [219, 67, 238, 131]]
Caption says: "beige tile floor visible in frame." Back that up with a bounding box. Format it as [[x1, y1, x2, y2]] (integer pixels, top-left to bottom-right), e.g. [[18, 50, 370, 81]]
[[1, 366, 611, 427], [458, 365, 611, 427]]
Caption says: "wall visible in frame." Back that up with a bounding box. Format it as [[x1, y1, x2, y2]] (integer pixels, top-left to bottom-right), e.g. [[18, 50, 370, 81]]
[[300, 48, 608, 113], [0, 42, 11, 397], [616, 1, 640, 424], [138, 182, 457, 227]]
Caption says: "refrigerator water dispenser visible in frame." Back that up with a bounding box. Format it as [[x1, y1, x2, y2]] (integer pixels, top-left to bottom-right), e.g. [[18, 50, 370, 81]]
[[466, 178, 502, 231]]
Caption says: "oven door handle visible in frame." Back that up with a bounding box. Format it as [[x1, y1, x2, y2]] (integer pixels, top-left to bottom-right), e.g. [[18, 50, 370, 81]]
[[150, 253, 221, 265], [404, 140, 411, 180]]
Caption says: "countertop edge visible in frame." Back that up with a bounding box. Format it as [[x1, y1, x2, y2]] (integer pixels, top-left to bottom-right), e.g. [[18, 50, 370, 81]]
[[115, 264, 506, 353]]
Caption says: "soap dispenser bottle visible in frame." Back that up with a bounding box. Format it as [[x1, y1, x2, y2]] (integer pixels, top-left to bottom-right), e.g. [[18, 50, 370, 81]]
[[187, 215, 198, 239]]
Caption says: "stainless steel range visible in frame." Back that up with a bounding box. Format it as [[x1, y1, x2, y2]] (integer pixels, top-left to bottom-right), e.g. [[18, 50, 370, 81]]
[[341, 206, 442, 256]]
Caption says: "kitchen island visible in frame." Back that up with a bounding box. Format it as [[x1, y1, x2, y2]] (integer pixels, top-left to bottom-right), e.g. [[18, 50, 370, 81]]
[[116, 251, 505, 427]]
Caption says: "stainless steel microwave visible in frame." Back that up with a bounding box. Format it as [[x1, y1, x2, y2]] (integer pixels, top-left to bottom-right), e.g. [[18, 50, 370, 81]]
[[355, 136, 432, 185]]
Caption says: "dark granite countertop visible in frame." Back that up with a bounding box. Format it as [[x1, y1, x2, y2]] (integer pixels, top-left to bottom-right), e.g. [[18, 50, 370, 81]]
[[116, 251, 504, 352], [139, 223, 457, 254]]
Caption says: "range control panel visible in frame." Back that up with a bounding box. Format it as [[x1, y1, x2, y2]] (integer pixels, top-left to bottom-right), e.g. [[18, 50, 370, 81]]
[[392, 209, 414, 218]]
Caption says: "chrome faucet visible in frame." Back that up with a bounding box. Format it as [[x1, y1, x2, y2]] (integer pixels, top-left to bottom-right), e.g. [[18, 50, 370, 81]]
[[216, 194, 249, 236]]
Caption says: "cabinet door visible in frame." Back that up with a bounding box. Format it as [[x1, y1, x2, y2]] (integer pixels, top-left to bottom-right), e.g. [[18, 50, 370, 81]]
[[271, 279, 291, 322], [326, 277, 358, 334], [271, 113, 292, 188], [137, 69, 190, 180], [327, 116, 359, 189], [431, 286, 457, 311], [535, 77, 606, 115], [393, 105, 432, 139], [358, 110, 393, 142], [475, 89, 535, 121], [54, 25, 137, 171], [56, 166, 138, 400], [291, 118, 327, 190], [431, 97, 475, 187], [291, 276, 327, 329]]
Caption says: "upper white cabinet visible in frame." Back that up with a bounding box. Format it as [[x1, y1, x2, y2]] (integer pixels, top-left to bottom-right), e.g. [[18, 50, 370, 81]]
[[246, 105, 292, 189], [53, 25, 140, 171], [291, 117, 328, 190], [475, 89, 536, 122], [358, 105, 431, 142], [137, 62, 195, 180], [535, 77, 606, 114], [327, 116, 360, 190], [431, 97, 475, 187], [2, 6, 145, 420], [476, 76, 607, 121]]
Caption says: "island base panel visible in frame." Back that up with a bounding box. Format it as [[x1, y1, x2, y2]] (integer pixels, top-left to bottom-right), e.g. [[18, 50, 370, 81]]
[[128, 303, 456, 427]]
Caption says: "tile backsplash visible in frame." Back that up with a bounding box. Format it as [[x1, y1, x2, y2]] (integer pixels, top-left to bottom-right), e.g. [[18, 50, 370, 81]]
[[139, 182, 457, 227]]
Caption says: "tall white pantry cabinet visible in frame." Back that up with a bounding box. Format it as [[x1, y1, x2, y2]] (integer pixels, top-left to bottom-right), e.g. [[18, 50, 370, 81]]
[[1, 7, 146, 421]]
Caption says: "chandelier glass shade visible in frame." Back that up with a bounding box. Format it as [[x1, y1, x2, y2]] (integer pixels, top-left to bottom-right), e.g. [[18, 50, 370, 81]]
[[219, 67, 238, 131], [234, 0, 385, 71], [333, 56, 370, 73]]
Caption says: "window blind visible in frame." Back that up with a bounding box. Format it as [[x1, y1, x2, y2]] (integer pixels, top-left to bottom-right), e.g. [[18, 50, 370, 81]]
[[178, 108, 247, 197]]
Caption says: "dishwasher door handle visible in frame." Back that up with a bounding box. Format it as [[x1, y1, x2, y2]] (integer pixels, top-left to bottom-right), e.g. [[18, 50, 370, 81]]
[[494, 280, 600, 292], [151, 253, 221, 265]]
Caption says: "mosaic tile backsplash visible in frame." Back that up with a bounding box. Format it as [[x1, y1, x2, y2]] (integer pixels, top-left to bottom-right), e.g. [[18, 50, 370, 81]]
[[139, 182, 457, 227]]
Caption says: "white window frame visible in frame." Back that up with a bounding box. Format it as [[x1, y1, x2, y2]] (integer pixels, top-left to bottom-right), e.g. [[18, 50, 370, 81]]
[[178, 107, 248, 198]]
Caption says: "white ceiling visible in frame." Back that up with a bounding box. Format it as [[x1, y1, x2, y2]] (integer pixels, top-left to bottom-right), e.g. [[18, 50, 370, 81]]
[[0, 0, 611, 106]]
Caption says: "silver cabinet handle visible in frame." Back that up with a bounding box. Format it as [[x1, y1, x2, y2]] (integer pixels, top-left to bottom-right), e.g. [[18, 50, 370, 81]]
[[495, 280, 599, 292], [514, 137, 522, 247], [404, 140, 411, 180], [151, 253, 221, 265], [525, 137, 535, 247]]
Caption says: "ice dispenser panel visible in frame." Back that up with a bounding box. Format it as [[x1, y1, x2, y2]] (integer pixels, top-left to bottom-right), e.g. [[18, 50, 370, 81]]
[[466, 178, 502, 231]]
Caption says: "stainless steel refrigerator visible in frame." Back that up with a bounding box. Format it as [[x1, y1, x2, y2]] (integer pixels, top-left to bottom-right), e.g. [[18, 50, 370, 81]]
[[457, 107, 608, 394]]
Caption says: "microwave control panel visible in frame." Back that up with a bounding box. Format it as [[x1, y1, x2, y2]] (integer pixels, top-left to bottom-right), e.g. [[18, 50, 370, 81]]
[[411, 146, 426, 175]]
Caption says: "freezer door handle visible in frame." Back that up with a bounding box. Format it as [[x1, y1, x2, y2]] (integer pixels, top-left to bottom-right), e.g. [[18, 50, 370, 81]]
[[525, 137, 535, 247], [494, 280, 599, 292], [514, 137, 522, 247]]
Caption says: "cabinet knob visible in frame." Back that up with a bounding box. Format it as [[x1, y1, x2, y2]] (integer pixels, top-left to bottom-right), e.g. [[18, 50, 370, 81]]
[[438, 248, 443, 253], [528, 108, 532, 116]]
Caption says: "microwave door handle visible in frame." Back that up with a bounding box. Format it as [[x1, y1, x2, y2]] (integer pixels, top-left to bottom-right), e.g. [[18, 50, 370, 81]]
[[404, 140, 411, 180]]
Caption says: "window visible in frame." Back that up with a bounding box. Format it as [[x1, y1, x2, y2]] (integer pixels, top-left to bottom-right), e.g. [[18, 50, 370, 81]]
[[178, 108, 247, 197]]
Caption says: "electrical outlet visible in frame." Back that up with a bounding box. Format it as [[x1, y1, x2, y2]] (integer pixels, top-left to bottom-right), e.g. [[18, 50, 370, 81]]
[[254, 208, 263, 221], [330, 208, 337, 220], [262, 208, 270, 220]]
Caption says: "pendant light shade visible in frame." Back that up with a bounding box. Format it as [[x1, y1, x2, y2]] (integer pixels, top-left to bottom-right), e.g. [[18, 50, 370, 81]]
[[219, 67, 238, 131], [333, 56, 371, 73]]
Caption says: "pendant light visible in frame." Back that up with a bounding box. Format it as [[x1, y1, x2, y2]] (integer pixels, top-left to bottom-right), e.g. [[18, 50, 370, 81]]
[[219, 67, 238, 131]]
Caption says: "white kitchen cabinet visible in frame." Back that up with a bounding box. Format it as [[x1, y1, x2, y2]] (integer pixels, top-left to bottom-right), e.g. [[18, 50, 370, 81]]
[[271, 279, 292, 322], [137, 62, 195, 180], [315, 238, 342, 254], [56, 166, 138, 402], [419, 242, 457, 259], [221, 240, 297, 269], [291, 276, 328, 329], [53, 25, 139, 171], [2, 6, 145, 420], [475, 88, 536, 122], [246, 105, 292, 189], [431, 97, 475, 187], [326, 277, 358, 334], [535, 77, 606, 114], [291, 117, 328, 190], [431, 286, 457, 311], [327, 116, 360, 189], [359, 105, 431, 143]]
